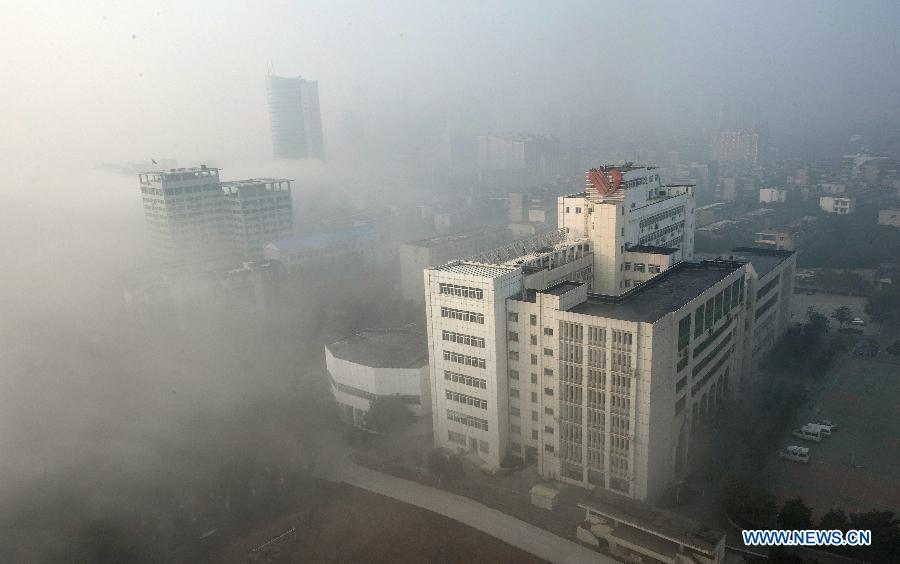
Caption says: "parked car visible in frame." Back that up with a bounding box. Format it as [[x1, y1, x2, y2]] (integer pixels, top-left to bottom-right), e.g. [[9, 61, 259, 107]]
[[811, 419, 837, 431], [792, 425, 822, 442], [780, 445, 810, 463], [806, 423, 832, 437], [850, 317, 866, 326]]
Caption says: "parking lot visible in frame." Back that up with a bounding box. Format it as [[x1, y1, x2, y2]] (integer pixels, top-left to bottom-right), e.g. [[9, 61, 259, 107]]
[[789, 291, 871, 330], [760, 354, 900, 517]]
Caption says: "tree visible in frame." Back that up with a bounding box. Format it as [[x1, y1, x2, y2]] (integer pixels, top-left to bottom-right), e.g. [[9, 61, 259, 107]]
[[848, 510, 900, 563], [364, 395, 412, 433], [724, 478, 777, 528], [807, 307, 831, 334], [819, 508, 849, 532], [831, 306, 853, 328], [779, 497, 813, 529], [866, 286, 900, 326], [426, 449, 464, 481]]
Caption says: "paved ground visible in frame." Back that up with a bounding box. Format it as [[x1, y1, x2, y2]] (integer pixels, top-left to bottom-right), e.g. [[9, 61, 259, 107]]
[[760, 354, 900, 518], [317, 443, 613, 564], [790, 292, 874, 332]]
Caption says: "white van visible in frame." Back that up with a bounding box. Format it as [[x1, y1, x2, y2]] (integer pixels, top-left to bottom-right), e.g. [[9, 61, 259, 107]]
[[792, 425, 822, 442], [779, 446, 810, 463], [806, 423, 832, 437]]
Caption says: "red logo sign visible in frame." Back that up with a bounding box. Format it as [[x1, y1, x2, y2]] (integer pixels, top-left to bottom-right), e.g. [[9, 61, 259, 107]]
[[587, 169, 622, 196]]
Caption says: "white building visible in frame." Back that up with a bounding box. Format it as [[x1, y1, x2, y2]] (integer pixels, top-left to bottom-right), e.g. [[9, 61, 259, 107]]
[[266, 74, 325, 159], [424, 165, 795, 502], [400, 227, 513, 302], [819, 196, 855, 215], [139, 167, 294, 262], [325, 329, 430, 427], [759, 187, 787, 203], [878, 209, 900, 227]]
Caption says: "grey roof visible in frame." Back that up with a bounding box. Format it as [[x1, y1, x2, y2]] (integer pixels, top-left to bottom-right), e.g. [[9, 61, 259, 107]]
[[436, 261, 516, 278], [569, 260, 744, 323], [580, 489, 725, 554], [326, 329, 428, 369], [544, 281, 582, 296], [730, 247, 795, 278]]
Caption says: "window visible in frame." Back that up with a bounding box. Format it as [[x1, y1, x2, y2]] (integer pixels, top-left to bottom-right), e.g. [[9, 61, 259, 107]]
[[509, 369, 519, 380], [544, 426, 554, 434], [625, 279, 632, 287], [544, 444, 555, 453], [543, 328, 554, 336], [446, 409, 488, 431], [444, 370, 487, 389], [445, 389, 488, 409], [543, 347, 553, 357], [544, 387, 554, 396], [530, 334, 538, 345], [530, 373, 538, 384], [479, 440, 490, 453], [510, 407, 520, 417], [531, 354, 538, 365], [532, 430, 539, 439], [543, 368, 554, 377], [678, 315, 691, 351], [509, 388, 520, 398], [531, 392, 538, 403], [441, 307, 484, 324], [439, 283, 483, 300], [649, 265, 661, 273], [443, 330, 485, 348], [634, 263, 645, 273], [448, 430, 467, 445], [529, 314, 537, 326], [508, 350, 519, 361], [510, 423, 521, 433], [694, 305, 705, 338], [444, 350, 486, 368], [624, 262, 632, 271], [532, 411, 539, 421], [544, 407, 554, 415], [508, 331, 519, 342], [508, 312, 519, 322]]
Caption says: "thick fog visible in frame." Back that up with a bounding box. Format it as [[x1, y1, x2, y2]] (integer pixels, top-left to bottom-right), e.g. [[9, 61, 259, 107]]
[[2, 0, 900, 562]]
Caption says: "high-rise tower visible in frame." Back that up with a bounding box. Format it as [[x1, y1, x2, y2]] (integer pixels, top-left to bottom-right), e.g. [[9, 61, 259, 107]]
[[265, 74, 325, 160]]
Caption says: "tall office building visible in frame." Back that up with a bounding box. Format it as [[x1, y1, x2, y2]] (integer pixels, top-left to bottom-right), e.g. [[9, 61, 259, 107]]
[[266, 74, 325, 160], [424, 165, 795, 501], [710, 130, 759, 163], [139, 167, 293, 262]]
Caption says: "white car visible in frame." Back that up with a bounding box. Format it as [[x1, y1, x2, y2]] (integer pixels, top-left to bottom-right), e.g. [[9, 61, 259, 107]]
[[806, 423, 832, 437], [811, 419, 837, 431], [850, 317, 866, 326], [792, 426, 822, 442], [780, 446, 810, 463]]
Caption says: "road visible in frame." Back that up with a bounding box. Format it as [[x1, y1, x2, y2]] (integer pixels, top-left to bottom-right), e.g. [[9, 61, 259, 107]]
[[316, 443, 615, 564]]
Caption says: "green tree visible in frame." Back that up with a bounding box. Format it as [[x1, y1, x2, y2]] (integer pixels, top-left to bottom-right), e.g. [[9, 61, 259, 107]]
[[364, 395, 412, 433], [724, 478, 777, 528], [778, 497, 813, 529], [866, 286, 900, 326], [819, 508, 849, 532], [830, 306, 853, 328], [848, 510, 900, 563]]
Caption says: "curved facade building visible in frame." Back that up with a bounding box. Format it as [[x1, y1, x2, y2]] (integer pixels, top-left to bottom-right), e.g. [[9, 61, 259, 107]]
[[325, 329, 430, 427], [266, 74, 324, 160]]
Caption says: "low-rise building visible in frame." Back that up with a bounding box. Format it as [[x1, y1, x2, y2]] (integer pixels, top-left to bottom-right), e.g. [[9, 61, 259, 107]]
[[264, 225, 378, 275], [759, 187, 787, 203], [819, 196, 855, 215], [325, 329, 430, 427]]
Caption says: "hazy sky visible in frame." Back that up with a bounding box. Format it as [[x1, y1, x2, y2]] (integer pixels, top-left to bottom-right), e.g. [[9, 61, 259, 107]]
[[2, 0, 899, 167]]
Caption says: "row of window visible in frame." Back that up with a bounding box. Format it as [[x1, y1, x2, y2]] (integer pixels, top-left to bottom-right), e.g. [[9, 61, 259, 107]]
[[622, 262, 660, 273], [445, 389, 488, 410], [443, 350, 486, 369], [447, 409, 488, 431], [441, 307, 484, 324], [444, 370, 487, 389], [439, 283, 483, 300], [442, 330, 485, 348], [639, 220, 684, 245], [639, 205, 684, 229]]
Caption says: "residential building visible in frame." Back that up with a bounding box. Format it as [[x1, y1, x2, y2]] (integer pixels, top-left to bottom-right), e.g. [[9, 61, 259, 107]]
[[710, 130, 759, 164], [266, 74, 325, 159], [759, 187, 786, 204], [424, 165, 795, 502], [325, 329, 430, 427], [221, 179, 294, 259], [878, 209, 900, 227], [819, 196, 856, 215], [138, 166, 294, 262], [753, 229, 795, 251]]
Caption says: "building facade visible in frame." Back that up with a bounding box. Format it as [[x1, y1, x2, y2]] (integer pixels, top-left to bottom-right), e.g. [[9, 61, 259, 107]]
[[710, 130, 759, 164], [266, 74, 325, 159], [138, 167, 293, 262], [325, 329, 430, 427], [819, 196, 855, 215], [424, 165, 795, 502]]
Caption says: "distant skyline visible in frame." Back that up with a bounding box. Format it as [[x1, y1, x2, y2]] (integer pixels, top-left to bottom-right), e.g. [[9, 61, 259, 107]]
[[2, 1, 900, 168]]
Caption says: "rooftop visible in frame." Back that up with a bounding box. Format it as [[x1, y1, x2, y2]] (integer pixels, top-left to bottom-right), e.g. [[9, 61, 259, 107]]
[[269, 226, 375, 252], [326, 329, 428, 369], [544, 281, 582, 296], [435, 261, 517, 278], [581, 489, 725, 554], [408, 227, 508, 249], [569, 260, 745, 322], [730, 246, 795, 278]]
